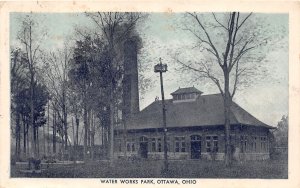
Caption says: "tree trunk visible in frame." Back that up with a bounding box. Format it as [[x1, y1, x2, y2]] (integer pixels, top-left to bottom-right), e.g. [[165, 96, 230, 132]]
[[23, 116, 27, 158], [63, 97, 68, 159], [75, 117, 79, 145], [109, 93, 115, 166], [83, 103, 88, 162], [101, 123, 104, 146], [71, 117, 75, 162], [224, 70, 233, 167], [72, 117, 75, 147], [104, 125, 108, 159], [26, 123, 29, 157], [61, 133, 64, 160], [15, 112, 21, 160], [43, 119, 46, 157], [53, 110, 57, 155], [37, 126, 39, 157], [123, 118, 127, 157], [91, 111, 95, 160], [76, 116, 79, 160], [87, 110, 91, 148], [33, 122, 36, 158], [91, 129, 95, 160], [30, 73, 35, 158]]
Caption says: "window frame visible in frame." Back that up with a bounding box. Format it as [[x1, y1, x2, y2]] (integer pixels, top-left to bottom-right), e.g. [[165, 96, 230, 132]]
[[126, 138, 136, 152], [150, 138, 156, 152], [174, 136, 186, 153], [157, 138, 162, 152], [212, 136, 218, 152], [206, 136, 211, 152]]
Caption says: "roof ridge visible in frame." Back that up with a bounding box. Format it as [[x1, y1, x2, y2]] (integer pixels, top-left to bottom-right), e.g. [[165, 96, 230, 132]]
[[200, 93, 222, 96]]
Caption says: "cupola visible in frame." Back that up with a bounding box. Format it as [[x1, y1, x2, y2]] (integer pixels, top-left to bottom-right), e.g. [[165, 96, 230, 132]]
[[171, 86, 203, 103]]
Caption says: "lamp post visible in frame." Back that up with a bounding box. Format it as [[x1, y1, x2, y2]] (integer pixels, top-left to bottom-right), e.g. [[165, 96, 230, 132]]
[[154, 58, 168, 174]]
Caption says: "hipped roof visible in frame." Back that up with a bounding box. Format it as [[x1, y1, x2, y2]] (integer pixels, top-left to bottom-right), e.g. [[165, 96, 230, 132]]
[[122, 94, 273, 130], [171, 87, 203, 95]]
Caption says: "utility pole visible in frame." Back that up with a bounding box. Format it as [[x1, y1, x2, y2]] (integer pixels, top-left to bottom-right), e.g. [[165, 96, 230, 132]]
[[154, 58, 168, 175]]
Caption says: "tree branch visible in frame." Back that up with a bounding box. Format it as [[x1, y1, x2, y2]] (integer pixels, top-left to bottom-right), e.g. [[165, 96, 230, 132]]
[[187, 12, 223, 68]]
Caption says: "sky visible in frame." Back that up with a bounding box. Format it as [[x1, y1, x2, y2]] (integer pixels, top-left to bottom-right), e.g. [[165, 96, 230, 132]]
[[10, 12, 289, 127]]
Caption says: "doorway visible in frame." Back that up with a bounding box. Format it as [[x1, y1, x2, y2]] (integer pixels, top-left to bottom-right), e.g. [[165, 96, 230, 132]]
[[140, 142, 148, 158], [190, 135, 201, 159], [139, 136, 148, 158]]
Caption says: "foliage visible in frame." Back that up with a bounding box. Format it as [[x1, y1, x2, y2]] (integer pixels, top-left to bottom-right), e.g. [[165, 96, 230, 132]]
[[15, 82, 49, 129], [274, 115, 288, 147], [270, 115, 288, 160], [69, 35, 110, 110]]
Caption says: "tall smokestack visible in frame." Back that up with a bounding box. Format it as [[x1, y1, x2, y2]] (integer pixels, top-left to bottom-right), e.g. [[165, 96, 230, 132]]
[[123, 38, 140, 118]]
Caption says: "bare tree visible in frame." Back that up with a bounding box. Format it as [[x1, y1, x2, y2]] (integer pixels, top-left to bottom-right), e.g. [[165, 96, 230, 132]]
[[176, 12, 280, 166], [69, 87, 82, 160], [17, 14, 47, 158], [41, 43, 73, 159]]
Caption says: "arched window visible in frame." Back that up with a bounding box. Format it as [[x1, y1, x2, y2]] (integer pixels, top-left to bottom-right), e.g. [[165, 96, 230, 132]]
[[191, 135, 201, 141], [139, 136, 148, 142]]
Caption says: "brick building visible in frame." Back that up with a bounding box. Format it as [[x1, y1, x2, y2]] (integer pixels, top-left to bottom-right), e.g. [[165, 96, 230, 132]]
[[115, 87, 274, 161]]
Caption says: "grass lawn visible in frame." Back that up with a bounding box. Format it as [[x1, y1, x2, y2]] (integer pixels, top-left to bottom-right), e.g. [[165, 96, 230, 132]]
[[11, 159, 288, 178]]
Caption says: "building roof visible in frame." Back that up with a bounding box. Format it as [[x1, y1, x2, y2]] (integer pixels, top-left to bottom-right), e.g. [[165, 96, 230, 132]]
[[171, 87, 203, 95], [121, 93, 273, 130]]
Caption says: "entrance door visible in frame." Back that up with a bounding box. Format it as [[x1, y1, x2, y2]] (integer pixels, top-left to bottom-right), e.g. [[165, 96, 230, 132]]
[[140, 142, 148, 158], [190, 135, 201, 159], [139, 136, 148, 158], [191, 141, 201, 159]]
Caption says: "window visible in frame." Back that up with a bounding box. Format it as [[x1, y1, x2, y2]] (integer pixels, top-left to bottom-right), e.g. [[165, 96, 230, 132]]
[[127, 143, 131, 152], [157, 138, 162, 152], [181, 141, 186, 152], [167, 137, 171, 152], [139, 136, 148, 142], [240, 136, 248, 152], [115, 139, 122, 152], [250, 138, 254, 151], [254, 137, 257, 152], [261, 136, 267, 152], [186, 94, 190, 99], [175, 137, 186, 152], [127, 138, 136, 152], [206, 136, 211, 152], [266, 137, 269, 152], [151, 138, 156, 152], [175, 141, 180, 152], [213, 136, 218, 152], [174, 95, 178, 100]]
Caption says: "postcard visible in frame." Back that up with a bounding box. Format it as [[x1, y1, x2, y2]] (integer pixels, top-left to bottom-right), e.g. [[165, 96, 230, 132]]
[[0, 1, 300, 188]]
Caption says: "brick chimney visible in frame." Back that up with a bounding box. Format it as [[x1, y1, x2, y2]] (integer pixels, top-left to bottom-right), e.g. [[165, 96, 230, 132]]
[[122, 38, 140, 118]]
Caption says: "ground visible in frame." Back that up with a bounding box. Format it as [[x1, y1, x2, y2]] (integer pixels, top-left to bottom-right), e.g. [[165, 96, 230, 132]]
[[11, 159, 288, 178]]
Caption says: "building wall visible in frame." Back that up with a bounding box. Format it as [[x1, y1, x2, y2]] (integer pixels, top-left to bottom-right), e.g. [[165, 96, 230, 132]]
[[114, 125, 271, 161]]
